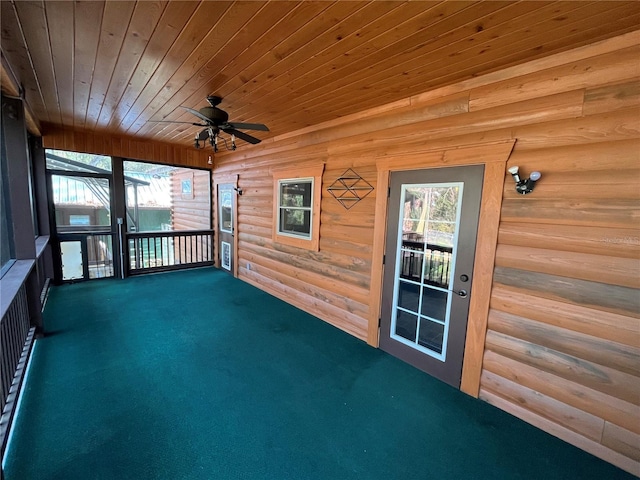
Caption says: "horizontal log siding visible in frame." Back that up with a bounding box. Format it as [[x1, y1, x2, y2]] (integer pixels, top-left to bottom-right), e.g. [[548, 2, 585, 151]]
[[42, 127, 211, 168], [214, 32, 640, 474], [171, 169, 211, 231]]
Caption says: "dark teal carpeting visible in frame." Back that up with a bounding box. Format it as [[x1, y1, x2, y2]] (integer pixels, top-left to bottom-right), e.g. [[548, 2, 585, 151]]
[[4, 268, 634, 479]]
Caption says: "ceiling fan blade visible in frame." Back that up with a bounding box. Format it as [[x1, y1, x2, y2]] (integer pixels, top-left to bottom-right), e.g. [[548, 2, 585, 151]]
[[223, 127, 261, 145], [180, 106, 213, 124], [226, 122, 269, 131], [148, 120, 207, 126]]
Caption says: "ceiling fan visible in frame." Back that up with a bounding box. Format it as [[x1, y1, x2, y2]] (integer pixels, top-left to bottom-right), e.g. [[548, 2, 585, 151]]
[[153, 96, 269, 152]]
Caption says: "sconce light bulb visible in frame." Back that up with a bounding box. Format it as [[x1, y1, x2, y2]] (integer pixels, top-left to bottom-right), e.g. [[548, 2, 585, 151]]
[[508, 166, 519, 175], [530, 171, 541, 182]]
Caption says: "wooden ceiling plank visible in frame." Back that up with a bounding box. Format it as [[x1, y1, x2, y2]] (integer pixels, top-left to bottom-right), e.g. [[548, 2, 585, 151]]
[[73, 0, 105, 131], [45, 1, 75, 128], [106, 0, 200, 131], [132, 0, 264, 133], [141, 2, 340, 141], [388, 1, 630, 91], [242, 3, 509, 127], [285, 1, 587, 122], [203, 0, 373, 124], [142, 0, 302, 143], [84, 0, 137, 130], [226, 2, 466, 122], [359, 2, 640, 106], [95, 1, 169, 129], [153, 2, 325, 143], [227, 1, 484, 121], [237, 0, 438, 107], [118, 1, 235, 134], [154, 2, 380, 144], [268, 1, 605, 127], [12, 0, 62, 126]]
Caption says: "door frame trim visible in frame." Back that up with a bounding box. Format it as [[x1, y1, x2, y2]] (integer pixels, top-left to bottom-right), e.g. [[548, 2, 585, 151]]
[[213, 173, 239, 277], [369, 140, 516, 396]]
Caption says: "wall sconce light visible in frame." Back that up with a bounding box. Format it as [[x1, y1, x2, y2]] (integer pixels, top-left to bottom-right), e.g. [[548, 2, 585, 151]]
[[508, 166, 541, 195]]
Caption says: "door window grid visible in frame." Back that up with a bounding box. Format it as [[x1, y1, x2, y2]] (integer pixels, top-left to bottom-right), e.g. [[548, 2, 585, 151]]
[[390, 182, 464, 361]]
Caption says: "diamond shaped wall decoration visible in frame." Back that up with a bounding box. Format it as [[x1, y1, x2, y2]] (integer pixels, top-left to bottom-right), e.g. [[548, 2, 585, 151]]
[[327, 168, 374, 210]]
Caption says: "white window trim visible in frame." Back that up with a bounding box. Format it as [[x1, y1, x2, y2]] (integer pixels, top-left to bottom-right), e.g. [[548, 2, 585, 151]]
[[277, 177, 314, 240], [271, 165, 324, 252]]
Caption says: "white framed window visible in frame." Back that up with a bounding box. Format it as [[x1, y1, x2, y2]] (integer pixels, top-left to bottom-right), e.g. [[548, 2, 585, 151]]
[[277, 178, 313, 240], [272, 165, 324, 251]]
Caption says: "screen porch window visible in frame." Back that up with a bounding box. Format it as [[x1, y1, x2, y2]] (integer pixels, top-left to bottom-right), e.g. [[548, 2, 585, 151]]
[[278, 178, 313, 239], [272, 165, 324, 251]]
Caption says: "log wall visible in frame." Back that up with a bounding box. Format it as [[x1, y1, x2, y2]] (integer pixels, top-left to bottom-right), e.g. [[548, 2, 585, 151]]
[[213, 32, 640, 474], [42, 126, 211, 168], [170, 168, 211, 231]]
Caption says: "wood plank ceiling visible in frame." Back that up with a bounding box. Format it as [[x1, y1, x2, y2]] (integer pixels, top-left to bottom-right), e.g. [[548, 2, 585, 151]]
[[1, 1, 639, 149]]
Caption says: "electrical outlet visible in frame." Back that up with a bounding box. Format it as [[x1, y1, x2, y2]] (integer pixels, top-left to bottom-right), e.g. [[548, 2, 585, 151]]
[[246, 263, 251, 271]]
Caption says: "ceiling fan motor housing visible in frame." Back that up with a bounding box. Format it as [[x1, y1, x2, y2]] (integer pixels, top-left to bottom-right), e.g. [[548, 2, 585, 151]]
[[199, 106, 229, 124]]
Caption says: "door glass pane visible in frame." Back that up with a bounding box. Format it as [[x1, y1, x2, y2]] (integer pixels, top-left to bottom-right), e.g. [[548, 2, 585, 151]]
[[87, 234, 114, 279], [391, 182, 463, 361], [52, 175, 111, 233], [61, 241, 83, 280], [420, 288, 448, 322], [219, 188, 233, 233], [395, 310, 418, 342], [397, 280, 420, 312], [418, 319, 445, 354]]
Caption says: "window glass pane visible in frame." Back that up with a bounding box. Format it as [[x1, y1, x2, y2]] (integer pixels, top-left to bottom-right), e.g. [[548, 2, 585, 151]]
[[279, 208, 311, 237], [280, 181, 312, 208], [52, 175, 111, 233], [46, 149, 112, 172], [123, 161, 210, 232]]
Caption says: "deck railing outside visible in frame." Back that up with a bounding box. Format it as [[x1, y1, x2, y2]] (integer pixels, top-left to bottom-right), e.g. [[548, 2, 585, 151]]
[[127, 229, 214, 275], [400, 240, 453, 288]]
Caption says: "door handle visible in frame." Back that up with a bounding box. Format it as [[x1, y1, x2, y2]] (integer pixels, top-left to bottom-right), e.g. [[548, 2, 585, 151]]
[[452, 289, 468, 298]]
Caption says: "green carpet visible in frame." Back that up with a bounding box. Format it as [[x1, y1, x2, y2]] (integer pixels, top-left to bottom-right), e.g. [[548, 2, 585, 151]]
[[4, 268, 634, 479]]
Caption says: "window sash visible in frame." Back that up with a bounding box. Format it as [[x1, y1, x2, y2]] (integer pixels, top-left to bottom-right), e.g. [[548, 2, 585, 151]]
[[277, 178, 314, 239]]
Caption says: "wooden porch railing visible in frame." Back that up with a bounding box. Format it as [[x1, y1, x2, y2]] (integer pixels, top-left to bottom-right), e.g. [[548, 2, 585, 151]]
[[127, 230, 214, 275]]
